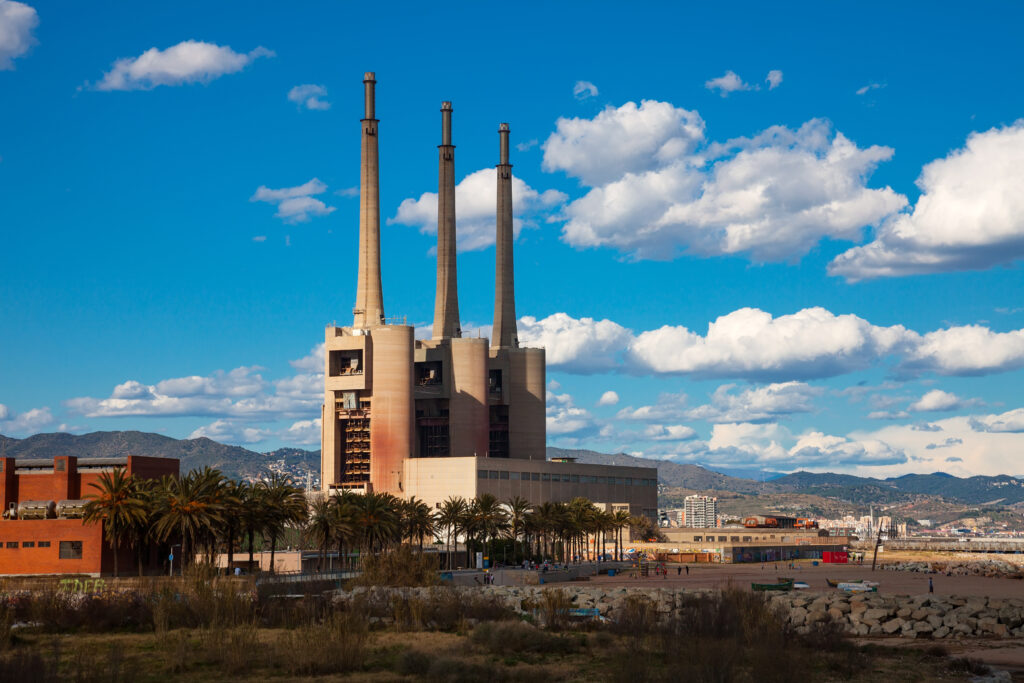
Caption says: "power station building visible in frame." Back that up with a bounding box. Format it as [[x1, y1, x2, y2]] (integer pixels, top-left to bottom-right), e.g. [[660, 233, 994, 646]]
[[320, 73, 657, 518]]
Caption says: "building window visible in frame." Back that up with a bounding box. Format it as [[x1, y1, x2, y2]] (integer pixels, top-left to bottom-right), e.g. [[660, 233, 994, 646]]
[[531, 473, 540, 481], [5, 542, 16, 549], [625, 478, 632, 485], [542, 473, 550, 482], [718, 536, 727, 542], [488, 471, 499, 480], [561, 474, 571, 482], [693, 536, 702, 542], [59, 541, 83, 559], [598, 477, 607, 484], [499, 471, 509, 480], [509, 472, 520, 481], [570, 475, 579, 483], [38, 541, 51, 547], [521, 472, 530, 481], [731, 536, 739, 542], [478, 470, 489, 479], [22, 541, 35, 548]]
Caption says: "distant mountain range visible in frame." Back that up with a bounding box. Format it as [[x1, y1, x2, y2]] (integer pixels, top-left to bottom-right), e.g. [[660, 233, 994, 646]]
[[2, 432, 1022, 507]]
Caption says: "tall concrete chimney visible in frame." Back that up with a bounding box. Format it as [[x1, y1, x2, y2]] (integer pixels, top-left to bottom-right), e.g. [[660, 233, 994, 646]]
[[353, 72, 385, 329], [433, 101, 461, 339], [492, 123, 518, 349]]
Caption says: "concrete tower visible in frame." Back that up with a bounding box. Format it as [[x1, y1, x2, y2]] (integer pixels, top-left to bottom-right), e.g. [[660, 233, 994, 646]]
[[353, 72, 385, 329], [492, 123, 518, 350], [433, 102, 461, 339]]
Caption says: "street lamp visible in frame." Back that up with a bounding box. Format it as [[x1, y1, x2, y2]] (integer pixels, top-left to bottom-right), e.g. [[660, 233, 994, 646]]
[[169, 544, 182, 577]]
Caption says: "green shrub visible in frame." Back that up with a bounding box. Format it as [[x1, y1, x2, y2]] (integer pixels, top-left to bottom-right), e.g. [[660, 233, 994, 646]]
[[471, 620, 580, 655]]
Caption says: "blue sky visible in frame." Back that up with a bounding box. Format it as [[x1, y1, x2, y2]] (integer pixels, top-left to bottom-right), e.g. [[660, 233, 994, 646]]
[[2, 1, 1024, 477]]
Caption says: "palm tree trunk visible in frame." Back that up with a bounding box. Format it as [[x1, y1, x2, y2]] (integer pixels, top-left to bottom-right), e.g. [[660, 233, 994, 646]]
[[248, 529, 255, 570], [270, 533, 277, 574]]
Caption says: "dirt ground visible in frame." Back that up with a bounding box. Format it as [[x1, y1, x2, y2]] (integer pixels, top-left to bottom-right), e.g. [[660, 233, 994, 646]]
[[593, 559, 1024, 599]]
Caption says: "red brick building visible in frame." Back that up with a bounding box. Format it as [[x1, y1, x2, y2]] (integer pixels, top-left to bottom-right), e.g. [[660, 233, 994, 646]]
[[0, 455, 178, 576]]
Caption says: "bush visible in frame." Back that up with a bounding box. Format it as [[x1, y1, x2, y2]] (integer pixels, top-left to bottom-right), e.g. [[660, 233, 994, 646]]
[[471, 620, 580, 656], [536, 588, 571, 631], [395, 649, 433, 675], [351, 547, 441, 587], [277, 611, 369, 675]]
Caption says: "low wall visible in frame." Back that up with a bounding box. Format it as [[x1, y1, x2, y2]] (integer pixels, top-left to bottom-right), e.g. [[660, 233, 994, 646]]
[[332, 585, 1024, 639]]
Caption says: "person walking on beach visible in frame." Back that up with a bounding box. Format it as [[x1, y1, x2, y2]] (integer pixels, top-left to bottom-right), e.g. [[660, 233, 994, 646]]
[[685, 565, 689, 575], [929, 577, 934, 594]]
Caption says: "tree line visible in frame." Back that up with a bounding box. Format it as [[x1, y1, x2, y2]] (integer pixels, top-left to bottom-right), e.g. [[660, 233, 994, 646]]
[[83, 466, 659, 577]]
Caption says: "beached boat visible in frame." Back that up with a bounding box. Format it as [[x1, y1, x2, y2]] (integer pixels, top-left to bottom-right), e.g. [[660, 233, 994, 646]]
[[838, 581, 878, 593], [777, 576, 795, 583], [752, 580, 794, 592]]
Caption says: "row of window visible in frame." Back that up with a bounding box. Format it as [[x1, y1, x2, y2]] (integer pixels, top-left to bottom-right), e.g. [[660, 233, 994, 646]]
[[2, 540, 81, 558], [477, 470, 657, 487], [690, 535, 778, 543]]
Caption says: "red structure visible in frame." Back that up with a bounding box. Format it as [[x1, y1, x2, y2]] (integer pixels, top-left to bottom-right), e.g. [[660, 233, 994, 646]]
[[0, 455, 178, 576], [822, 550, 849, 564]]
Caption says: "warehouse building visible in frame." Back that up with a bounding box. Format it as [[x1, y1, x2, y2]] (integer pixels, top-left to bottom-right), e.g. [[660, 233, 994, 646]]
[[0, 455, 178, 576]]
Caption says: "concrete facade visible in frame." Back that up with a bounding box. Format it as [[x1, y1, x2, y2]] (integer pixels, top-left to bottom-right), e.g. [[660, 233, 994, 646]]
[[320, 73, 654, 518], [0, 455, 179, 576]]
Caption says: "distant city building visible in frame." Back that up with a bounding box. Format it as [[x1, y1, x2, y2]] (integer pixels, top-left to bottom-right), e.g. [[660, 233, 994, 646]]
[[684, 495, 718, 528]]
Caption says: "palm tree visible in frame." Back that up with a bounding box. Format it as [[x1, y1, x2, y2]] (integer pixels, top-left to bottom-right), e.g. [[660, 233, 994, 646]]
[[436, 496, 467, 570], [83, 468, 149, 578], [305, 496, 334, 571], [402, 497, 435, 553], [219, 479, 244, 573], [237, 481, 265, 571], [330, 491, 358, 569], [505, 496, 531, 564], [612, 509, 632, 561], [474, 494, 508, 565], [151, 468, 228, 575], [261, 473, 308, 574], [351, 491, 401, 554]]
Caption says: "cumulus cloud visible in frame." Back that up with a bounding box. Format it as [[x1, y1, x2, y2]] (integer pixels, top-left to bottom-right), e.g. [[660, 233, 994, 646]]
[[573, 80, 598, 100], [643, 424, 698, 441], [542, 100, 705, 186], [519, 308, 1024, 382], [856, 83, 884, 96], [969, 408, 1024, 434], [628, 307, 911, 380], [766, 70, 783, 89], [66, 366, 315, 419], [0, 0, 37, 70], [287, 83, 329, 110], [189, 419, 273, 444], [909, 389, 967, 412], [617, 392, 688, 422], [390, 168, 566, 251], [251, 178, 336, 223], [0, 404, 54, 435], [518, 313, 633, 373], [93, 40, 272, 91], [547, 392, 592, 435], [687, 382, 823, 423], [925, 437, 962, 450], [596, 391, 619, 407], [830, 123, 1024, 279], [554, 116, 905, 261], [868, 410, 911, 420], [705, 70, 751, 96]]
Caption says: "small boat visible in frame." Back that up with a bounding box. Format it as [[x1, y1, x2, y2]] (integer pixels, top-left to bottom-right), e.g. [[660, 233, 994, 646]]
[[792, 582, 810, 589], [826, 578, 839, 587], [752, 580, 794, 592], [777, 577, 795, 583], [838, 581, 878, 593]]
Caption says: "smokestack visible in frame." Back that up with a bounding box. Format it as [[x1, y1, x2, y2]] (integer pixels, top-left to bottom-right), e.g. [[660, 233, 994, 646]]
[[433, 101, 461, 339], [353, 72, 385, 328], [492, 123, 518, 349]]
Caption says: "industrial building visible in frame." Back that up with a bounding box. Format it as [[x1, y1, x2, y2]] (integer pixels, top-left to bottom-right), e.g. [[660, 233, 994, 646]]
[[0, 455, 178, 576], [641, 527, 852, 564], [320, 73, 656, 517]]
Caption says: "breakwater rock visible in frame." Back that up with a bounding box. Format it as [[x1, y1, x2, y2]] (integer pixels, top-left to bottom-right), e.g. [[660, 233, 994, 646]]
[[882, 560, 1022, 579], [331, 585, 1024, 639]]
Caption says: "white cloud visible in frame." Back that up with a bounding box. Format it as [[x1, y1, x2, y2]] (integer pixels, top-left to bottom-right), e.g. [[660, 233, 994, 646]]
[[547, 392, 592, 435], [868, 410, 911, 420], [900, 325, 1024, 376], [573, 80, 598, 100], [856, 83, 884, 96], [597, 390, 619, 406], [0, 0, 37, 70], [289, 343, 324, 373], [516, 139, 538, 152], [0, 404, 54, 435], [288, 83, 329, 110], [94, 40, 272, 91], [909, 389, 965, 412], [969, 408, 1024, 434], [705, 70, 751, 96], [190, 419, 272, 444], [555, 117, 905, 261], [251, 178, 336, 223], [518, 313, 633, 373], [617, 392, 688, 422], [66, 366, 315, 419], [543, 100, 705, 186], [830, 122, 1024, 279], [390, 168, 566, 251], [628, 307, 912, 380], [765, 70, 783, 90], [643, 424, 698, 441], [687, 381, 823, 422], [285, 418, 322, 445], [252, 235, 266, 242]]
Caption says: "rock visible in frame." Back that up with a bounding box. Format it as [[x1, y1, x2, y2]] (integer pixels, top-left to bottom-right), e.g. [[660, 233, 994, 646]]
[[933, 625, 950, 639], [882, 618, 903, 634], [863, 608, 891, 623]]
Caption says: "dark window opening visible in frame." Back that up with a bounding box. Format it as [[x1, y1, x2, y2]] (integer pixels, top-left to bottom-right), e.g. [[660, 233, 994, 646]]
[[39, 541, 51, 548], [22, 541, 34, 548], [488, 405, 510, 458], [416, 360, 443, 386], [59, 541, 83, 559], [329, 349, 363, 376], [488, 369, 503, 394], [418, 421, 450, 458], [5, 541, 17, 549]]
